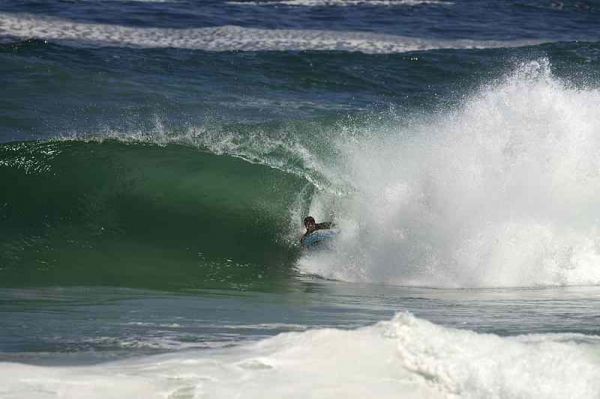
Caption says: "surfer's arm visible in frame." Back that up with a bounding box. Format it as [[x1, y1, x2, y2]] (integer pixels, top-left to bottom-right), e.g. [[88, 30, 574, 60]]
[[316, 222, 333, 230]]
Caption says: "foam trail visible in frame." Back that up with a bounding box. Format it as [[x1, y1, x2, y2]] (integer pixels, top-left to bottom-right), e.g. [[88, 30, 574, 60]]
[[300, 60, 600, 288], [0, 13, 544, 53], [1, 313, 599, 398]]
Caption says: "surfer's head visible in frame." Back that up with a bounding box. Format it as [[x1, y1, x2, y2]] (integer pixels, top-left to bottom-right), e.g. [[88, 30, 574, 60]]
[[304, 216, 316, 230]]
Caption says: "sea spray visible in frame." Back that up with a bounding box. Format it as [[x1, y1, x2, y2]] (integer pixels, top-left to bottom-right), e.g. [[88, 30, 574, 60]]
[[300, 60, 600, 288]]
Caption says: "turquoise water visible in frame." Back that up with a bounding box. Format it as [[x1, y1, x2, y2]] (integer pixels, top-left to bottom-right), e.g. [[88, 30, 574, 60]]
[[2, 1, 600, 397]]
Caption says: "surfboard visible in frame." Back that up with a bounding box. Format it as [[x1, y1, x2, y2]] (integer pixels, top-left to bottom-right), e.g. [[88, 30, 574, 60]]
[[301, 229, 339, 249]]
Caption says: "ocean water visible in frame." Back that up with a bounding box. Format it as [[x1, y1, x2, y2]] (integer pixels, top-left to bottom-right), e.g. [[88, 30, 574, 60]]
[[1, 1, 600, 397]]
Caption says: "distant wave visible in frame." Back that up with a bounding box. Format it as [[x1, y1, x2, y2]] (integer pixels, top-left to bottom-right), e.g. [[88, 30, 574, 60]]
[[0, 13, 545, 53], [227, 0, 451, 6]]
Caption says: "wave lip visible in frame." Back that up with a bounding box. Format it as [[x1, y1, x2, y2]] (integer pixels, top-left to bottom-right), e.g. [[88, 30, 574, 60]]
[[0, 13, 546, 53], [1, 312, 599, 398]]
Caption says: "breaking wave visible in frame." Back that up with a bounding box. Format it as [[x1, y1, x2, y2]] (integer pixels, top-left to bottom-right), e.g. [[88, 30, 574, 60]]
[[300, 60, 600, 288], [3, 57, 600, 290]]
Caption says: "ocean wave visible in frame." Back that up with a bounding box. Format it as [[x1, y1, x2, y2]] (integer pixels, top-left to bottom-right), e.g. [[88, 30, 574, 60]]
[[0, 13, 544, 53], [1, 312, 599, 398], [4, 59, 600, 290]]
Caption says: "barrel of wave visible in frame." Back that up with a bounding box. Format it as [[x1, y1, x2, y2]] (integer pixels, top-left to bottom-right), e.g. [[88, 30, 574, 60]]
[[0, 140, 307, 289]]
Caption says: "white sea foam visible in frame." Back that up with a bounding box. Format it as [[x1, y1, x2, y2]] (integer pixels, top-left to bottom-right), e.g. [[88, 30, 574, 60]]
[[300, 59, 600, 288], [227, 0, 451, 7], [0, 13, 543, 53], [1, 313, 599, 398]]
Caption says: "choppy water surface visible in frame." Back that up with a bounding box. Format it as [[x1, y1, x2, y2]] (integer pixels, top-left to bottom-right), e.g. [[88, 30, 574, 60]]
[[1, 0, 600, 397]]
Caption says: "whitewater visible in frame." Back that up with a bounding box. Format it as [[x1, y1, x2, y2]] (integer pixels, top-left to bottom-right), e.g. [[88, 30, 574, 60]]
[[2, 311, 600, 399], [4, 280, 600, 399], [299, 60, 600, 288]]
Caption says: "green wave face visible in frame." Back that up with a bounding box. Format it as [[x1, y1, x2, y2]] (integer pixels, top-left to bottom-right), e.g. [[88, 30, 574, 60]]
[[0, 140, 307, 290]]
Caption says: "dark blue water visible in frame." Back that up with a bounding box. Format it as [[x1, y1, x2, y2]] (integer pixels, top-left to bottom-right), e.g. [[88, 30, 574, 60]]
[[1, 0, 599, 142]]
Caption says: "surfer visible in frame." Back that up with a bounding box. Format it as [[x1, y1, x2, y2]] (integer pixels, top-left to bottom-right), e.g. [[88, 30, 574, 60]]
[[301, 216, 333, 245]]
